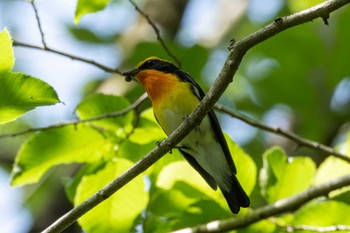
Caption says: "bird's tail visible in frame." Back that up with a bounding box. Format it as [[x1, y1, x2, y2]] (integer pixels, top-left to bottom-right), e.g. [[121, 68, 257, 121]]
[[221, 175, 250, 214]]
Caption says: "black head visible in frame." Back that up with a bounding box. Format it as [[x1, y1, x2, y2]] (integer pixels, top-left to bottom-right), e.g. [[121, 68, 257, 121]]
[[123, 57, 179, 79], [136, 57, 179, 73]]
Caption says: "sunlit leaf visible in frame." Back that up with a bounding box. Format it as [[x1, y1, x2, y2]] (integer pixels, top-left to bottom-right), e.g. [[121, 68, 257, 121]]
[[0, 72, 60, 124], [291, 201, 350, 230], [156, 161, 226, 209], [173, 199, 231, 230], [260, 147, 316, 203], [225, 134, 257, 195], [118, 140, 153, 162], [236, 219, 276, 233], [288, 0, 324, 13], [148, 174, 231, 231], [75, 0, 112, 24], [129, 127, 165, 144], [67, 25, 117, 44], [148, 188, 195, 217], [76, 93, 133, 133], [0, 28, 14, 73], [129, 108, 165, 144], [64, 162, 106, 202], [314, 133, 350, 196], [314, 156, 350, 186], [75, 158, 148, 233], [11, 125, 113, 186], [0, 29, 60, 124]]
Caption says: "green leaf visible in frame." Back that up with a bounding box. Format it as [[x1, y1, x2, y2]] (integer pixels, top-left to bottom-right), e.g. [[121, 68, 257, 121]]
[[76, 93, 133, 133], [225, 134, 257, 195], [156, 161, 227, 210], [0, 29, 60, 124], [150, 169, 231, 232], [75, 158, 148, 233], [129, 108, 166, 144], [237, 219, 276, 233], [0, 72, 60, 124], [130, 127, 165, 144], [118, 140, 156, 162], [0, 28, 14, 73], [292, 201, 350, 230], [260, 147, 287, 197], [154, 134, 256, 213], [11, 125, 113, 186], [148, 188, 196, 217], [64, 162, 106, 202], [260, 147, 316, 203], [314, 156, 350, 186], [288, 0, 324, 13], [173, 199, 231, 229], [75, 0, 111, 24], [67, 25, 116, 44], [314, 133, 350, 196]]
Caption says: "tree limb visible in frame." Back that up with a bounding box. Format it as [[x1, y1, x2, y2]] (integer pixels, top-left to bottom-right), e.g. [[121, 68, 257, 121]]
[[30, 0, 47, 48], [285, 224, 350, 232], [214, 104, 350, 163], [172, 174, 350, 233], [42, 0, 350, 232], [0, 93, 147, 139], [12, 41, 121, 74], [128, 0, 181, 67]]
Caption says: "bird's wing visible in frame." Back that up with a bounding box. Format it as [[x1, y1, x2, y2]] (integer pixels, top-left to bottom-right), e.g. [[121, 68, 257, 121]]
[[153, 109, 218, 190], [175, 70, 237, 174], [179, 149, 218, 190]]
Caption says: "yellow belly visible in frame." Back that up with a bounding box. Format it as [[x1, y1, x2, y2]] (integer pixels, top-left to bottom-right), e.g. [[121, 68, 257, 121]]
[[153, 82, 200, 136]]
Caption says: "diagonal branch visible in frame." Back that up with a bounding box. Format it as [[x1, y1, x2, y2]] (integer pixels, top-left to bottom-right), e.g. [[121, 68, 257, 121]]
[[128, 0, 181, 67], [172, 174, 350, 233], [12, 41, 121, 74], [30, 0, 47, 48], [284, 224, 350, 232], [214, 104, 350, 163], [0, 93, 147, 139], [42, 0, 350, 232]]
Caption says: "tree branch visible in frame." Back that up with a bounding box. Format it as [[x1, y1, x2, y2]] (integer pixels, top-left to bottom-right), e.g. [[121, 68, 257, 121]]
[[42, 0, 350, 232], [30, 0, 47, 48], [285, 224, 350, 232], [0, 93, 147, 139], [214, 104, 350, 163], [128, 0, 181, 67], [12, 41, 121, 74], [172, 174, 350, 233]]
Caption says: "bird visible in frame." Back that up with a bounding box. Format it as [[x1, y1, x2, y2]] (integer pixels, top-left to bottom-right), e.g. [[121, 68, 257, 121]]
[[123, 56, 250, 214]]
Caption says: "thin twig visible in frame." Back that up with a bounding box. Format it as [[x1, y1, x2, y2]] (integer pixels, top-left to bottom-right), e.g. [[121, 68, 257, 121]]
[[215, 104, 350, 163], [42, 0, 350, 232], [0, 93, 147, 139], [128, 0, 181, 67], [12, 41, 121, 74], [285, 224, 350, 232], [30, 0, 47, 48], [172, 174, 350, 233]]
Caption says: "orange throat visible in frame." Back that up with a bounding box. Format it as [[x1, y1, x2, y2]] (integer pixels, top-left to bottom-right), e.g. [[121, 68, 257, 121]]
[[136, 70, 178, 106]]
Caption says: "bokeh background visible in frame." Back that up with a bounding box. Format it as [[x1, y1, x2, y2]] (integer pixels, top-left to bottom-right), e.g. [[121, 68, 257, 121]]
[[0, 0, 350, 232]]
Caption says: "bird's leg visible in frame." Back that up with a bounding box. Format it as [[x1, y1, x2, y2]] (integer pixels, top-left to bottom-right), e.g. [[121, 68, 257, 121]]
[[156, 140, 173, 154]]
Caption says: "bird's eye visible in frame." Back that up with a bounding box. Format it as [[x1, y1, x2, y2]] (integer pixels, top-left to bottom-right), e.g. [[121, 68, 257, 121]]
[[146, 60, 156, 67]]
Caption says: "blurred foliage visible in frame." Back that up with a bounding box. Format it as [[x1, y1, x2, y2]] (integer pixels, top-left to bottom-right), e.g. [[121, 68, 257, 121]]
[[1, 0, 350, 232]]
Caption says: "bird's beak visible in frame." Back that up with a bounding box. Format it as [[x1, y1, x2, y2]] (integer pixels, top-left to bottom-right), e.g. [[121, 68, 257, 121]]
[[122, 69, 139, 82]]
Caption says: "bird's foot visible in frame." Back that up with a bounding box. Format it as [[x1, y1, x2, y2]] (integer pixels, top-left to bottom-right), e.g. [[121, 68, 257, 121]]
[[156, 140, 173, 154]]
